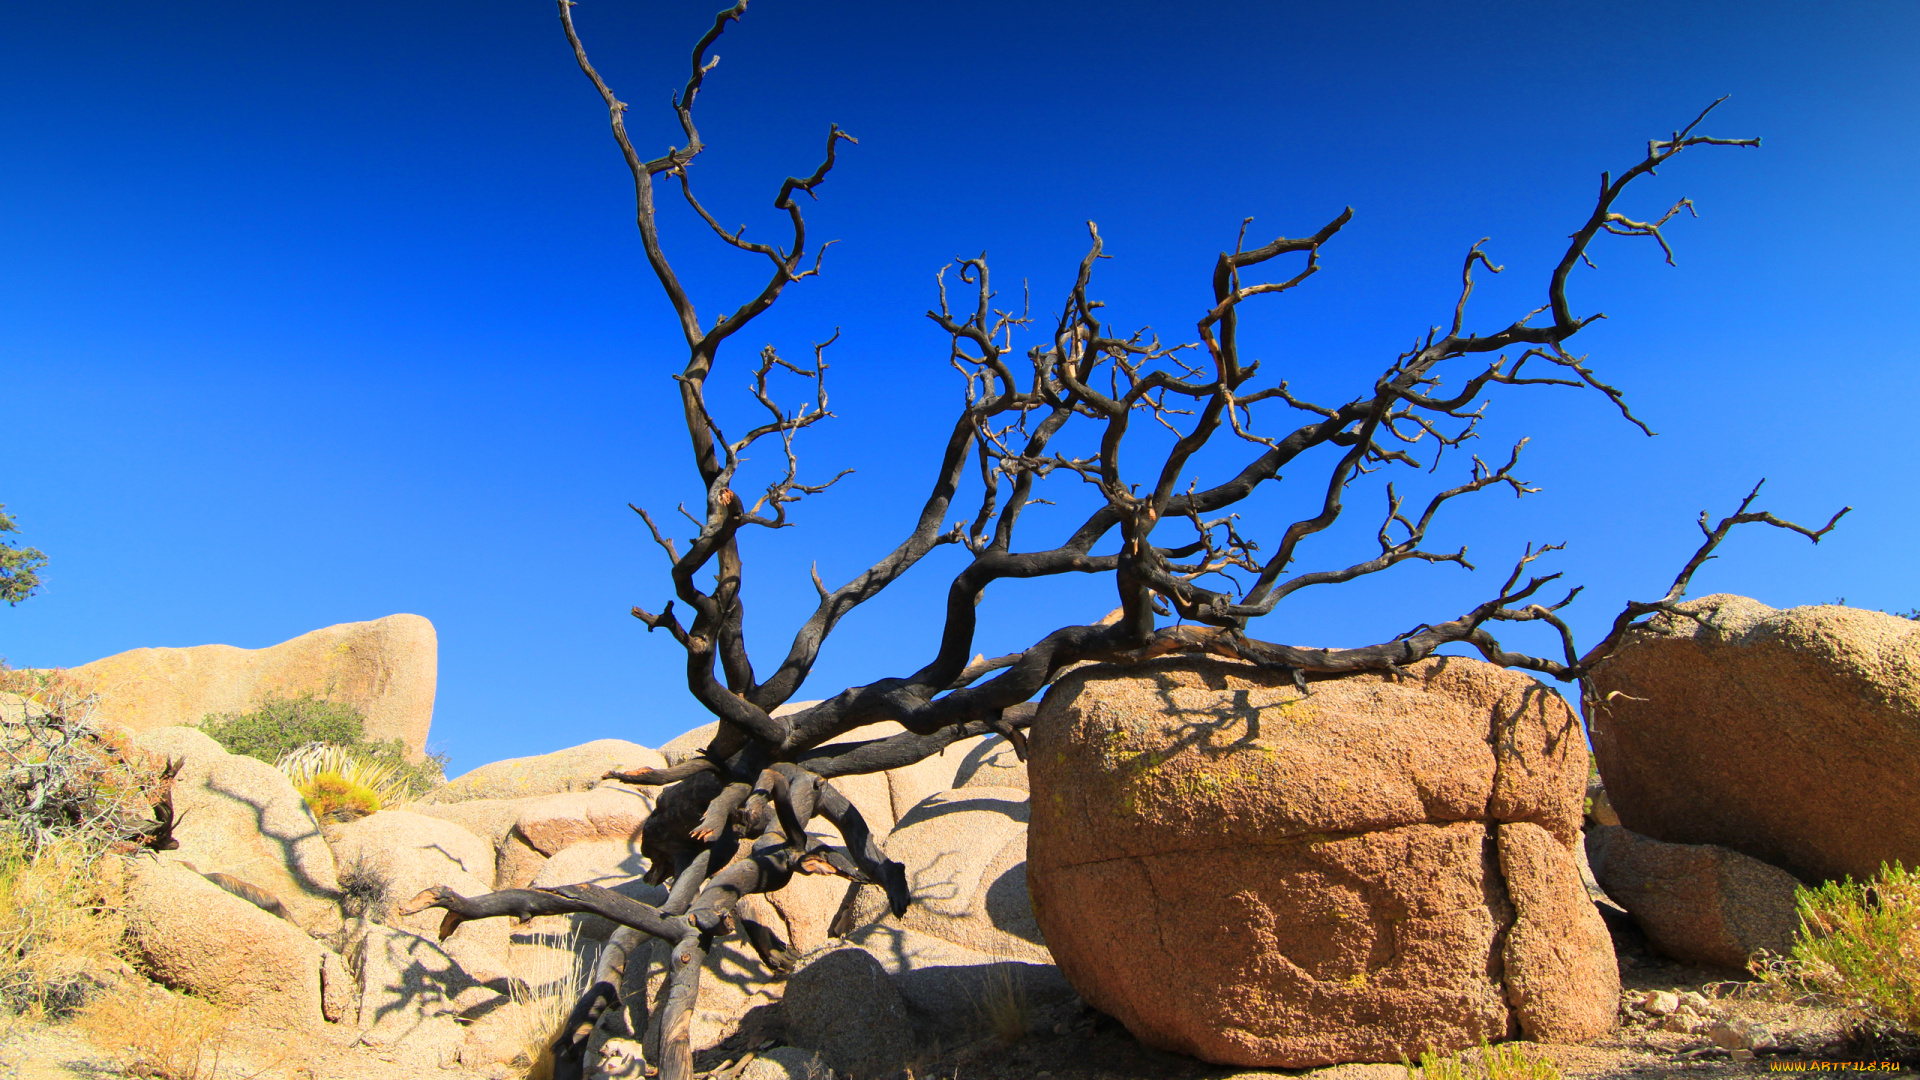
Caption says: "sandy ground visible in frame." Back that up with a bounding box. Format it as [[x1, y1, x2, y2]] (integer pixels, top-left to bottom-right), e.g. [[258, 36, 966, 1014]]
[[2, 915, 1907, 1080]]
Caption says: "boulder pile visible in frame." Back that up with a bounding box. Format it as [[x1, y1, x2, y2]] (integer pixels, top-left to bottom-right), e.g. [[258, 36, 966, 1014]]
[[57, 592, 1910, 1075], [97, 706, 1044, 1074]]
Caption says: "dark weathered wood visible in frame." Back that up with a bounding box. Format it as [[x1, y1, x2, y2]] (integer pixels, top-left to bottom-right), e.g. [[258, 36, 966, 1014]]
[[391, 8, 1853, 1078]]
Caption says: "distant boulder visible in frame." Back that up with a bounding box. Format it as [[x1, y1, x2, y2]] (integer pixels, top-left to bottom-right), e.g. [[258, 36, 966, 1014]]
[[62, 613, 437, 761], [419, 739, 663, 804]]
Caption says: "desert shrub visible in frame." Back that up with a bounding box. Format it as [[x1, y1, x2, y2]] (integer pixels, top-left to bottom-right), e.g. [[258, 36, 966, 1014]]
[[74, 980, 232, 1080], [366, 739, 448, 800], [0, 668, 163, 1035], [970, 963, 1030, 1046], [1757, 861, 1920, 1035], [1404, 1040, 1562, 1080], [0, 665, 174, 857], [199, 691, 366, 761], [0, 834, 126, 1027], [335, 854, 389, 920], [201, 691, 447, 800], [299, 772, 382, 822]]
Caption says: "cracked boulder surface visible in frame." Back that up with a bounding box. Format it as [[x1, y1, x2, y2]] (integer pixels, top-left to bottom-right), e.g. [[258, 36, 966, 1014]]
[[1027, 655, 1616, 1068]]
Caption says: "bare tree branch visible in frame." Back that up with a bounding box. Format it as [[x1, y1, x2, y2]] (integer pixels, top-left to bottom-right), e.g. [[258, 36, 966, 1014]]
[[528, 18, 1814, 1071]]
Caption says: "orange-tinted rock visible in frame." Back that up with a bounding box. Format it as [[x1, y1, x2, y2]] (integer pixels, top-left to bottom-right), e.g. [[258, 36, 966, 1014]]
[[510, 786, 655, 856], [1028, 656, 1610, 1068], [121, 860, 335, 1031], [1498, 822, 1619, 1040], [1586, 595, 1920, 884], [65, 614, 436, 760], [1586, 824, 1802, 969]]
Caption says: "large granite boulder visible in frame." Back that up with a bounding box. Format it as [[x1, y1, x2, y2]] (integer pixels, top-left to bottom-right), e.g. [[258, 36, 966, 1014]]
[[326, 809, 510, 982], [63, 614, 436, 760], [132, 726, 342, 933], [1586, 825, 1803, 969], [1028, 655, 1615, 1068], [837, 787, 1048, 964], [121, 859, 346, 1031], [1586, 595, 1920, 884]]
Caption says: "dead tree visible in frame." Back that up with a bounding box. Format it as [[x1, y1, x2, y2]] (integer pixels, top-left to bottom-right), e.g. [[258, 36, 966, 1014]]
[[407, 4, 1849, 1077]]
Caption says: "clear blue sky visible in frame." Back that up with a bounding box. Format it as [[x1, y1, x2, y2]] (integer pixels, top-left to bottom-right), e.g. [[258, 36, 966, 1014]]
[[3, 1, 1915, 777]]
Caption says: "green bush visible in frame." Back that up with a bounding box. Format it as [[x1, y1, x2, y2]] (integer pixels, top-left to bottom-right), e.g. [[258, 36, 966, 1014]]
[[1404, 1040, 1562, 1080], [1758, 861, 1920, 1036], [199, 692, 445, 800], [200, 692, 363, 760]]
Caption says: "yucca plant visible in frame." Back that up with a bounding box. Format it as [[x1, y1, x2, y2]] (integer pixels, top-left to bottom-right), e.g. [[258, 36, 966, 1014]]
[[276, 742, 410, 822]]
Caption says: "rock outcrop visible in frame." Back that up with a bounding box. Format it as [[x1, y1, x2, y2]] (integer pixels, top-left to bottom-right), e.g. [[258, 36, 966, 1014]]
[[64, 614, 437, 760], [1586, 824, 1803, 969], [1586, 595, 1920, 883], [132, 726, 342, 933], [350, 922, 497, 1050], [781, 947, 915, 1078], [825, 783, 1074, 1043], [511, 785, 656, 857], [326, 810, 510, 982], [1028, 655, 1615, 1068], [836, 787, 1047, 964], [121, 859, 342, 1031]]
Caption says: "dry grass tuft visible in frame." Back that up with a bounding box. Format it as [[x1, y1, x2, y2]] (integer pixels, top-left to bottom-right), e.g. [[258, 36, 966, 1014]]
[[970, 963, 1030, 1046], [73, 980, 233, 1080], [508, 925, 589, 1080], [1757, 861, 1920, 1038], [0, 836, 127, 1031], [1404, 1040, 1563, 1080]]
